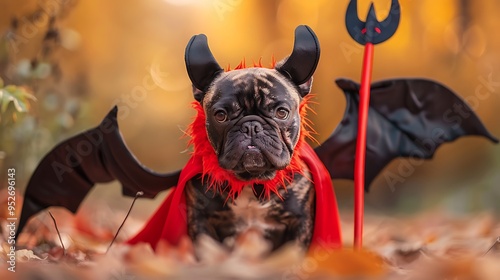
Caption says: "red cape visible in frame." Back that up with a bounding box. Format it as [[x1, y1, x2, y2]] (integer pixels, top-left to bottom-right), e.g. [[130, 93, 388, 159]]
[[127, 143, 342, 249]]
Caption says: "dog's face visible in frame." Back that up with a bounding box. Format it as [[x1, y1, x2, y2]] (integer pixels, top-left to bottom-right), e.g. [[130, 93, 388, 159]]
[[185, 25, 320, 181], [203, 68, 303, 180]]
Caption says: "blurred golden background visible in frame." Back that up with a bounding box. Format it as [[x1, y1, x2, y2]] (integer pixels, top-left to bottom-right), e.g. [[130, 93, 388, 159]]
[[1, 0, 499, 219]]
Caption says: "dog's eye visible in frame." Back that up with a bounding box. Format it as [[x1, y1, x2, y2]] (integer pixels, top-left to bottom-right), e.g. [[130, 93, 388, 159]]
[[214, 110, 227, 122], [275, 108, 289, 120]]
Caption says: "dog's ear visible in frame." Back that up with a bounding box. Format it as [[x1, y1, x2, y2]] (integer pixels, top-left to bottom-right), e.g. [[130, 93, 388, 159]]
[[298, 77, 313, 97], [275, 25, 320, 97], [185, 34, 223, 102]]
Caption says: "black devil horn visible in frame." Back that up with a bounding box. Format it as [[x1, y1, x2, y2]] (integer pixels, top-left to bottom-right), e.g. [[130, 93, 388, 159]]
[[276, 25, 320, 85], [185, 34, 223, 92], [346, 0, 400, 45]]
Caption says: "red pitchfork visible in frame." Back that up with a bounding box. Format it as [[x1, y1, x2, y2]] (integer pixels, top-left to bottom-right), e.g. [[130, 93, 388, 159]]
[[345, 0, 401, 250]]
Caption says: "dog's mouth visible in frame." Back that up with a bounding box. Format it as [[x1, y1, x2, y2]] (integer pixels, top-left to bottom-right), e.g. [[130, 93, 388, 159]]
[[235, 170, 276, 181], [215, 115, 295, 181], [232, 145, 277, 180]]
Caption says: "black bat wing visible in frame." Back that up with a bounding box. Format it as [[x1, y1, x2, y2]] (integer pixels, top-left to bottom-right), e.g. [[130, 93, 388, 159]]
[[315, 78, 498, 191], [18, 106, 181, 235]]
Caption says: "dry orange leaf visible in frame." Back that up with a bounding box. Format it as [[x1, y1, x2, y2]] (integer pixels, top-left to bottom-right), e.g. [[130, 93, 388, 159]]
[[306, 247, 386, 277]]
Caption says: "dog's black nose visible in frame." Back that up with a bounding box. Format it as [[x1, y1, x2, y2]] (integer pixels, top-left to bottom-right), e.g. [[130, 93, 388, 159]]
[[241, 121, 263, 136]]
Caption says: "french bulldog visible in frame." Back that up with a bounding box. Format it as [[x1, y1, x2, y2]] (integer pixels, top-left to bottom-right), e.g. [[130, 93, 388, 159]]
[[184, 25, 320, 251]]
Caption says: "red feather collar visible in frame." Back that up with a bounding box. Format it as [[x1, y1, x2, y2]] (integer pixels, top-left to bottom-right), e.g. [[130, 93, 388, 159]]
[[186, 95, 315, 200]]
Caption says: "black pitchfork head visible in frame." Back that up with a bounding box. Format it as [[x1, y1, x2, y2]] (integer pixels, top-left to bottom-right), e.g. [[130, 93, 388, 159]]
[[345, 0, 401, 45]]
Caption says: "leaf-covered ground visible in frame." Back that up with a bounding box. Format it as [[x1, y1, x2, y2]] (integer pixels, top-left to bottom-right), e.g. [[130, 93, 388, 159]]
[[1, 198, 499, 280]]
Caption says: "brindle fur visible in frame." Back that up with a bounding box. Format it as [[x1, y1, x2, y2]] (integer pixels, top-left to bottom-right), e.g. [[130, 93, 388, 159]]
[[185, 167, 315, 251], [186, 65, 317, 252]]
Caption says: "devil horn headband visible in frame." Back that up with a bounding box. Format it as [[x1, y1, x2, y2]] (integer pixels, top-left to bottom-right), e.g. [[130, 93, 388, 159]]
[[184, 25, 321, 91]]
